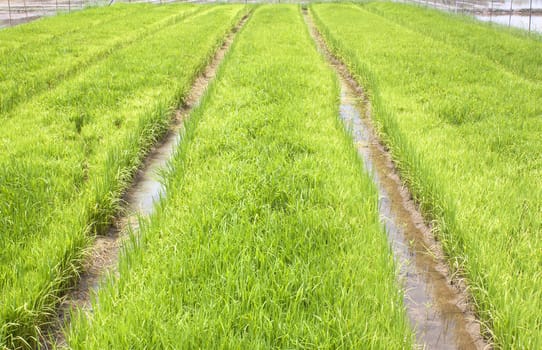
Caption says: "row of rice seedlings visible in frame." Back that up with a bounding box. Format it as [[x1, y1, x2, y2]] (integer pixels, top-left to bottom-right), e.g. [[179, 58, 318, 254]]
[[363, 2, 542, 82], [310, 3, 542, 348], [65, 5, 413, 349], [0, 3, 202, 114], [0, 5, 248, 348]]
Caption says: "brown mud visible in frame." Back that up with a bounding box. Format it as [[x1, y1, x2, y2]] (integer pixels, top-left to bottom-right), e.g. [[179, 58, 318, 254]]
[[303, 8, 490, 350], [40, 12, 251, 349]]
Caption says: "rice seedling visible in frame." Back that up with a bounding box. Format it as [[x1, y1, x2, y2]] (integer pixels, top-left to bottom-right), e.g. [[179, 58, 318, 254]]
[[0, 3, 202, 114], [0, 5, 247, 348], [363, 2, 542, 82], [65, 5, 412, 349], [311, 3, 542, 348]]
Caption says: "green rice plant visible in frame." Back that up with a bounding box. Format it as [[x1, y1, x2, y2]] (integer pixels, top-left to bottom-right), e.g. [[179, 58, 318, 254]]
[[0, 3, 202, 114], [0, 5, 247, 348], [65, 5, 413, 349], [311, 3, 542, 348], [363, 2, 542, 82]]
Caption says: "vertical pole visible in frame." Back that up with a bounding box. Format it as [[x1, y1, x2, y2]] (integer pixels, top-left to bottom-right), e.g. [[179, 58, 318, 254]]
[[508, 0, 512, 27], [490, 0, 493, 22], [23, 0, 28, 18], [7, 0, 12, 26], [69, 0, 71, 12], [529, 0, 533, 33]]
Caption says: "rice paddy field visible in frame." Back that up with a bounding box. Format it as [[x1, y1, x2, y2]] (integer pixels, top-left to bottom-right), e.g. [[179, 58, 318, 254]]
[[0, 4, 248, 347], [311, 3, 542, 348], [0, 2, 540, 349]]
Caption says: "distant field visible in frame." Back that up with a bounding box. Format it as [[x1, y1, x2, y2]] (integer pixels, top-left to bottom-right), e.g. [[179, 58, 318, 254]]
[[311, 3, 542, 348]]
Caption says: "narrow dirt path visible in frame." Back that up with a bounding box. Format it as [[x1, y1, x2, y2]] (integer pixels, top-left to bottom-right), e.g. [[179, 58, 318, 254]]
[[41, 12, 252, 349], [302, 8, 489, 350]]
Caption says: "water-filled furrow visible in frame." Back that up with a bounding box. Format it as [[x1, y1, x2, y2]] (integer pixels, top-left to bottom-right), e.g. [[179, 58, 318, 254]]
[[42, 12, 251, 349], [303, 8, 489, 350], [339, 83, 486, 349]]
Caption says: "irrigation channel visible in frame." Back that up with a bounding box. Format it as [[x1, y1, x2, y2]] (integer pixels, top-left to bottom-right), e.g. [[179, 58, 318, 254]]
[[42, 12, 251, 348], [303, 8, 488, 350]]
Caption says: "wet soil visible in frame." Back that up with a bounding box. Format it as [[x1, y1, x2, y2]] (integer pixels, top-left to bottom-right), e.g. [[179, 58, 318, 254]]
[[303, 8, 490, 350], [40, 12, 251, 349]]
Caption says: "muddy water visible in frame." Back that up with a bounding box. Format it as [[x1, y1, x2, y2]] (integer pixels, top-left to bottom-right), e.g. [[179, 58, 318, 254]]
[[483, 0, 542, 10], [124, 131, 181, 218], [405, 0, 542, 32], [339, 83, 486, 350], [476, 13, 542, 32], [42, 13, 250, 349], [406, 0, 542, 11], [476, 0, 542, 32], [303, 9, 489, 350]]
